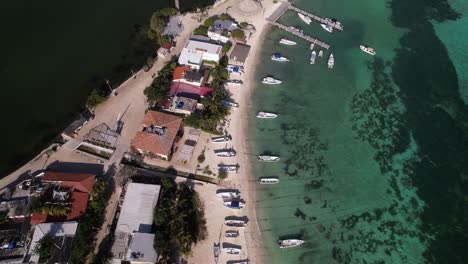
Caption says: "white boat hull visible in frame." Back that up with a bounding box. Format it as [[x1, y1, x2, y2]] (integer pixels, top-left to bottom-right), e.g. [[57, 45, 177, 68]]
[[359, 45, 376, 55], [298, 13, 312, 25], [279, 39, 297, 45], [259, 178, 280, 184], [321, 23, 333, 33], [256, 112, 278, 119], [278, 239, 305, 248]]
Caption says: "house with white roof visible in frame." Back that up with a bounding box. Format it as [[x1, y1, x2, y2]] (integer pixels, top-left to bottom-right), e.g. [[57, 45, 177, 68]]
[[111, 183, 161, 264], [178, 39, 222, 69], [207, 19, 238, 43]]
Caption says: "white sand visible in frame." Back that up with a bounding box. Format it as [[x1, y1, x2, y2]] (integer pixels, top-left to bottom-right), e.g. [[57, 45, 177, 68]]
[[187, 1, 281, 263]]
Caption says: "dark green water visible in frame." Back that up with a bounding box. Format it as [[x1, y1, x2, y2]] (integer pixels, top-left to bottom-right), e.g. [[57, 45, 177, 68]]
[[249, 0, 467, 263], [0, 0, 212, 176]]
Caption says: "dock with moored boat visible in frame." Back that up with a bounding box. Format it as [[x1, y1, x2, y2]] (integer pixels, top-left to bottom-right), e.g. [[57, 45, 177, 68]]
[[266, 1, 343, 50]]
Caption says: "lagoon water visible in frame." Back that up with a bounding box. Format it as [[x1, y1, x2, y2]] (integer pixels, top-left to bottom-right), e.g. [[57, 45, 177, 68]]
[[0, 0, 211, 176], [250, 0, 467, 263]]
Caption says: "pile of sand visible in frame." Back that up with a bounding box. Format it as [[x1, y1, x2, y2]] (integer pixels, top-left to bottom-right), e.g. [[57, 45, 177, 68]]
[[230, 0, 262, 17]]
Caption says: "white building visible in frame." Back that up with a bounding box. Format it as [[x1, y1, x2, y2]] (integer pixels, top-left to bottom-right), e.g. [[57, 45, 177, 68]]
[[111, 183, 161, 264], [178, 39, 222, 69], [207, 19, 238, 43]]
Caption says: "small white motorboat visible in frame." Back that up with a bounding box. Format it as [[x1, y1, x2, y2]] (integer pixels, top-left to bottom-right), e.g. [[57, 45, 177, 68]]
[[318, 50, 323, 57], [321, 23, 333, 33], [256, 112, 278, 119], [216, 190, 240, 198], [262, 76, 282, 84], [225, 230, 239, 238], [259, 177, 280, 184], [310, 50, 316, 65], [328, 54, 334, 69], [215, 149, 236, 157], [220, 99, 239, 108], [360, 45, 376, 55], [211, 135, 232, 143], [278, 239, 305, 249], [224, 200, 245, 209], [279, 39, 297, 45], [271, 53, 290, 62], [224, 247, 242, 254], [258, 155, 280, 162], [217, 164, 239, 171], [298, 13, 312, 25], [224, 220, 247, 227], [226, 79, 243, 85], [310, 43, 315, 50]]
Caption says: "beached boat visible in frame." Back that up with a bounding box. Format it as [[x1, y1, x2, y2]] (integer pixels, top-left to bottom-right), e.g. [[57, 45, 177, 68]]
[[226, 65, 244, 73], [220, 99, 239, 108], [271, 53, 290, 62], [321, 23, 333, 33], [278, 239, 305, 249], [224, 200, 245, 209], [318, 50, 323, 57], [225, 230, 239, 238], [226, 79, 243, 85], [259, 177, 280, 184], [211, 135, 232, 143], [360, 45, 376, 56], [224, 247, 241, 254], [298, 13, 312, 25], [328, 54, 334, 69], [262, 77, 282, 84], [217, 164, 239, 171], [310, 51, 316, 65], [215, 149, 236, 157], [224, 219, 247, 227], [310, 43, 315, 50], [216, 190, 240, 198], [256, 112, 278, 119], [227, 260, 250, 264], [258, 155, 280, 162], [279, 39, 297, 45]]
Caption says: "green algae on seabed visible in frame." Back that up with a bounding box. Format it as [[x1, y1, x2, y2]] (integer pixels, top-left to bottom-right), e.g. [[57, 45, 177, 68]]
[[248, 0, 468, 263]]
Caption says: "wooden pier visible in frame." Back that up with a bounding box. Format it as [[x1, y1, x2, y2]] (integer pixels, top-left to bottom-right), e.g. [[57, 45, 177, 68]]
[[266, 2, 332, 49], [288, 5, 344, 31]]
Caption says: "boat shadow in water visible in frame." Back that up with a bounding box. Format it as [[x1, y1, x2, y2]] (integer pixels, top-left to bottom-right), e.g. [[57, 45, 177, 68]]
[[278, 229, 307, 241]]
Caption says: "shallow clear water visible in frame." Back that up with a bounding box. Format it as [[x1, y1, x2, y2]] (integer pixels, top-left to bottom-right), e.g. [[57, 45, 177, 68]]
[[249, 0, 467, 263]]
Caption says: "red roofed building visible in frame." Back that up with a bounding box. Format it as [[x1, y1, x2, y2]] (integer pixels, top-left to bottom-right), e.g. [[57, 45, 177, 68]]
[[172, 66, 207, 87], [131, 111, 183, 160], [30, 171, 95, 225]]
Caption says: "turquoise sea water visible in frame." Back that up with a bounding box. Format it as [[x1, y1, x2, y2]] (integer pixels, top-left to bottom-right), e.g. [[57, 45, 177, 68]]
[[249, 0, 467, 263]]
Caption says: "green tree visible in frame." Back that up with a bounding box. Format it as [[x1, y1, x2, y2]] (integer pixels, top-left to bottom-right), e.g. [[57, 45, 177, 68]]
[[231, 29, 245, 41], [203, 16, 216, 27], [239, 22, 249, 29], [219, 13, 230, 20], [144, 62, 176, 106], [33, 234, 55, 263], [222, 41, 232, 53], [197, 149, 206, 163], [218, 169, 228, 179], [86, 89, 106, 108], [193, 25, 208, 36]]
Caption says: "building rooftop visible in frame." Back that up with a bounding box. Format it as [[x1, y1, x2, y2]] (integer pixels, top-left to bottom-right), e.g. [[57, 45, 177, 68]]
[[170, 94, 198, 114], [230, 43, 251, 64], [41, 171, 95, 193], [132, 111, 182, 157], [184, 40, 222, 55], [169, 82, 213, 97], [178, 49, 204, 68], [173, 66, 192, 80], [28, 221, 78, 264], [213, 19, 238, 31], [84, 123, 118, 148]]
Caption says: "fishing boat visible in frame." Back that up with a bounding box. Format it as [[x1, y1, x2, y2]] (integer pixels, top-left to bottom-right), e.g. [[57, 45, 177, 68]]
[[328, 54, 334, 69], [227, 260, 250, 264], [310, 43, 315, 50], [278, 239, 305, 249], [318, 50, 323, 57], [310, 50, 316, 65], [259, 177, 280, 184], [224, 200, 245, 209], [320, 23, 333, 33], [298, 13, 312, 25], [271, 53, 290, 62], [262, 77, 282, 84], [211, 135, 232, 143], [256, 112, 278, 119], [360, 45, 376, 55], [224, 247, 241, 254], [226, 79, 243, 85], [224, 219, 247, 227], [217, 164, 239, 171], [215, 149, 236, 157], [258, 155, 280, 162], [216, 190, 240, 198], [279, 38, 297, 45], [220, 100, 239, 108], [225, 230, 239, 238]]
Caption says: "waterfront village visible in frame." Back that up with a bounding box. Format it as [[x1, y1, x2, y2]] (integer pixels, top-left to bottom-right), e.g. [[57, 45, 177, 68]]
[[0, 0, 267, 263]]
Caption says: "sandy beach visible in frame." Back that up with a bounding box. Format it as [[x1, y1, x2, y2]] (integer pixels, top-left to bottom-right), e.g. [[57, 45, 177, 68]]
[[187, 1, 280, 263]]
